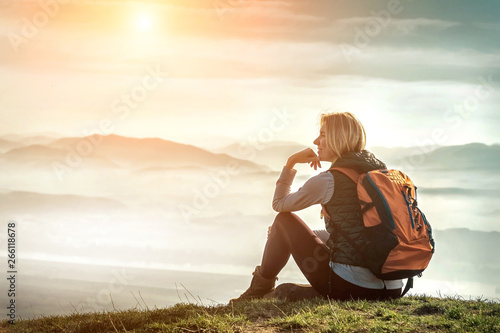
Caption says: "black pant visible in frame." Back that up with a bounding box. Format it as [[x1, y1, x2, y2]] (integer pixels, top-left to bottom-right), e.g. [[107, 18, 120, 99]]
[[260, 212, 401, 301]]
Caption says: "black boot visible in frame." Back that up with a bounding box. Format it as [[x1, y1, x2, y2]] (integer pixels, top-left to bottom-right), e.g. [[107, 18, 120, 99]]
[[229, 266, 277, 304]]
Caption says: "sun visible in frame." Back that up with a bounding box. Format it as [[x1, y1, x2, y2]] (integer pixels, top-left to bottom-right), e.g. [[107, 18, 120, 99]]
[[134, 12, 154, 32]]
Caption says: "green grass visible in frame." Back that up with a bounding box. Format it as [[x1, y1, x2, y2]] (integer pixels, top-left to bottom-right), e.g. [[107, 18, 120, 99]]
[[2, 295, 499, 332]]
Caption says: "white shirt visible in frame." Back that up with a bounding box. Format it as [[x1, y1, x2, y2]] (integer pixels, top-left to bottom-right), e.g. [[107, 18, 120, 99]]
[[273, 166, 404, 290], [272, 166, 334, 212]]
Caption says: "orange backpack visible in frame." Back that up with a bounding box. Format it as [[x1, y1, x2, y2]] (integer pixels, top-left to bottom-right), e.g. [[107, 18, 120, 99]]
[[322, 167, 435, 296]]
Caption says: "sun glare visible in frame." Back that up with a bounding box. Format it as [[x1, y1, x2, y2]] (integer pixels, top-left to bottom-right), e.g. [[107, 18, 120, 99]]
[[134, 12, 154, 32]]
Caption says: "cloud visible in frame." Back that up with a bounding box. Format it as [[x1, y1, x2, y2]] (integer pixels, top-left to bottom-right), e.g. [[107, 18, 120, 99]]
[[353, 46, 500, 69], [336, 17, 461, 35], [391, 18, 461, 32]]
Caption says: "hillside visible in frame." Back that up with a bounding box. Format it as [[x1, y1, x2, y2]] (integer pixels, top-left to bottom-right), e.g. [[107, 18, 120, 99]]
[[0, 138, 23, 153], [0, 134, 268, 172], [0, 191, 126, 214], [0, 134, 59, 146], [376, 143, 500, 170], [0, 144, 119, 169], [424, 143, 500, 169], [1, 296, 498, 332], [47, 134, 265, 169]]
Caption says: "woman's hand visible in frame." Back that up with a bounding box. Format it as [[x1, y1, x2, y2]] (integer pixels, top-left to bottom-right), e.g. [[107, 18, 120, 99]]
[[286, 148, 322, 170]]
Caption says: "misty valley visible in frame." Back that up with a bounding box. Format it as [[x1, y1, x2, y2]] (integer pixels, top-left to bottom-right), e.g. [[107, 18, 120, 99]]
[[0, 134, 499, 318]]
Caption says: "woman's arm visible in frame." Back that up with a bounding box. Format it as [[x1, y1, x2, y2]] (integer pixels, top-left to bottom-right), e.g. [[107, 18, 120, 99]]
[[272, 148, 333, 212], [285, 147, 321, 171]]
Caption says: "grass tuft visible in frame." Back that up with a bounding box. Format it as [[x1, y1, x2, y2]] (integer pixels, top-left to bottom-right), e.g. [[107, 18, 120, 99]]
[[1, 295, 499, 332]]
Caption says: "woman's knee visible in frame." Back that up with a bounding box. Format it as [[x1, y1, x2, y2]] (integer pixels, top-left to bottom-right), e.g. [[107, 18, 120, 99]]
[[273, 212, 299, 223], [272, 212, 299, 230]]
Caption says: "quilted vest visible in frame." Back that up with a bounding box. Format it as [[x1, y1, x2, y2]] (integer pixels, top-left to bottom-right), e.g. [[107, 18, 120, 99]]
[[324, 150, 387, 267]]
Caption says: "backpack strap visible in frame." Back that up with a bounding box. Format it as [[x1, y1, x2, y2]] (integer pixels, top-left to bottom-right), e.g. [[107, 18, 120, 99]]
[[329, 167, 360, 184], [401, 277, 414, 297]]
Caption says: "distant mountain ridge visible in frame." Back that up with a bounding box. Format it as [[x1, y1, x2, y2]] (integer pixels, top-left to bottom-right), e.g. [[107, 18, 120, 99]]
[[0, 138, 23, 153], [0, 134, 61, 146], [372, 143, 500, 171], [1, 134, 498, 171], [1, 144, 120, 169], [0, 134, 268, 172], [0, 190, 126, 213], [419, 143, 500, 170]]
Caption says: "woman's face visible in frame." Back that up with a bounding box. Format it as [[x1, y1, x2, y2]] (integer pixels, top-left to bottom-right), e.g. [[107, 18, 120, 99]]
[[313, 123, 335, 162]]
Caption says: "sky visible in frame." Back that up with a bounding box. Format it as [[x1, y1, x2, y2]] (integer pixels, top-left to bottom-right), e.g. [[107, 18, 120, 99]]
[[1, 0, 499, 149]]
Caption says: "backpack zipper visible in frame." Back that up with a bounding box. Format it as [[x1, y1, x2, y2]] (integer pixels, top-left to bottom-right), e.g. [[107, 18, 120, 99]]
[[402, 191, 415, 229]]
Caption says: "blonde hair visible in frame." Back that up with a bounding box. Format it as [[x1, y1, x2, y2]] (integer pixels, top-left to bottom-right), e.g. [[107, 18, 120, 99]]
[[319, 111, 366, 159]]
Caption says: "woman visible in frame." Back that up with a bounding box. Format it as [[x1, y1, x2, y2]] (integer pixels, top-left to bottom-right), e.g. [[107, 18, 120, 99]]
[[231, 111, 403, 302]]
